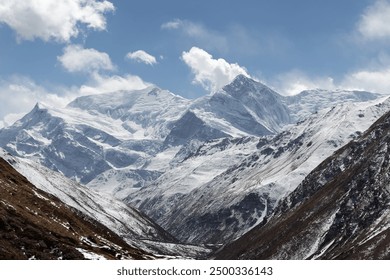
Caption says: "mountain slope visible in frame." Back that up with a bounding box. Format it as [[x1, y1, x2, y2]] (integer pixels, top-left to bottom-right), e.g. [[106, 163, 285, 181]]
[[0, 87, 191, 184], [189, 75, 291, 137], [0, 156, 151, 260], [1, 150, 211, 259], [129, 97, 390, 244], [215, 108, 390, 260], [284, 89, 381, 121], [67, 86, 191, 141]]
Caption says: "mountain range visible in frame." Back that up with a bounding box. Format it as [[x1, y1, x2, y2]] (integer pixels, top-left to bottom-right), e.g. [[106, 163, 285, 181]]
[[1, 74, 389, 259]]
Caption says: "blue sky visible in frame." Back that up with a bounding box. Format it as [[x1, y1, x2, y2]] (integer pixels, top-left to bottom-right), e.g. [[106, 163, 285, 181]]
[[1, 0, 390, 126]]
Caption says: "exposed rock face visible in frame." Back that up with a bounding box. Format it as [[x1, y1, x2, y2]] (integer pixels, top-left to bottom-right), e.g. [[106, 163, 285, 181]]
[[215, 110, 390, 260], [1, 151, 211, 259], [0, 158, 150, 260], [132, 98, 390, 245]]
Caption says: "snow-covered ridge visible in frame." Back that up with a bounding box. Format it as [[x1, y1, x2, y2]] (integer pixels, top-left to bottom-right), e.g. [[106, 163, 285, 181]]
[[190, 75, 291, 137], [0, 75, 388, 246], [216, 102, 390, 259], [0, 150, 171, 240], [0, 150, 210, 258], [284, 88, 381, 122], [0, 76, 293, 187], [130, 96, 390, 243], [67, 87, 191, 140]]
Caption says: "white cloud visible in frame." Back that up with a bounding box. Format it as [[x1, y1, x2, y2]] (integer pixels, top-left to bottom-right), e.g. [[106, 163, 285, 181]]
[[0, 72, 150, 127], [0, 76, 74, 127], [358, 0, 390, 40], [161, 19, 209, 38], [162, 19, 288, 57], [341, 68, 390, 94], [1, 113, 25, 128], [126, 50, 157, 65], [270, 70, 336, 96], [0, 0, 114, 42], [269, 66, 390, 96], [162, 19, 228, 53], [161, 19, 181, 30], [79, 72, 150, 95], [182, 47, 249, 92], [58, 44, 114, 73]]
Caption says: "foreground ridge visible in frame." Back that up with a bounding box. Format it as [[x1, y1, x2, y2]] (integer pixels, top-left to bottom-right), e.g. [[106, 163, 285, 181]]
[[215, 110, 390, 259]]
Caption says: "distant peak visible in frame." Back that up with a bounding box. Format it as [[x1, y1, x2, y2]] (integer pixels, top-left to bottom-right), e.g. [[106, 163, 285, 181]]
[[33, 102, 49, 111], [147, 87, 161, 96], [222, 74, 280, 98], [146, 86, 189, 101], [147, 87, 174, 97], [233, 74, 252, 82], [229, 74, 254, 86], [226, 74, 272, 90]]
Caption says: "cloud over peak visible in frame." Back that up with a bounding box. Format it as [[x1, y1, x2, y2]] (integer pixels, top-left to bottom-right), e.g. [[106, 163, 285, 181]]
[[126, 50, 157, 65], [0, 0, 114, 42], [182, 47, 250, 92]]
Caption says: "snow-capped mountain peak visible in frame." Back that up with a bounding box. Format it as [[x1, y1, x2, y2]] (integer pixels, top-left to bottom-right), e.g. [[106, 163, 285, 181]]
[[222, 74, 278, 99], [187, 75, 291, 137], [67, 86, 189, 117]]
